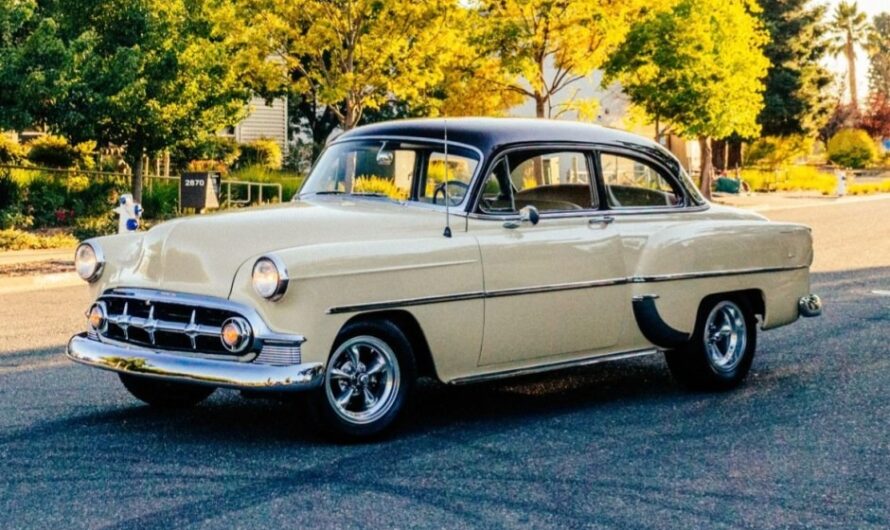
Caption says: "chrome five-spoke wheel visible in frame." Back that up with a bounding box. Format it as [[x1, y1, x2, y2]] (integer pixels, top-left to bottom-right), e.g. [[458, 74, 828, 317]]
[[664, 296, 757, 391], [325, 336, 400, 425], [703, 301, 748, 373], [308, 319, 417, 440]]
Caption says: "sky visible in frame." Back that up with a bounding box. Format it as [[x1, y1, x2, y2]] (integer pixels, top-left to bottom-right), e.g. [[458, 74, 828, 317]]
[[824, 0, 887, 105]]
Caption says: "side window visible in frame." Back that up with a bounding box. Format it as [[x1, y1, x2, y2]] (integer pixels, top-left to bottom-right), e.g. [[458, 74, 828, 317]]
[[418, 152, 477, 206], [509, 151, 594, 212], [599, 153, 680, 208], [478, 159, 515, 214]]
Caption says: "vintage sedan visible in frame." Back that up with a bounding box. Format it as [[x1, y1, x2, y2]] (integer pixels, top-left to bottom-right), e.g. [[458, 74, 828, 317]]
[[67, 118, 822, 439]]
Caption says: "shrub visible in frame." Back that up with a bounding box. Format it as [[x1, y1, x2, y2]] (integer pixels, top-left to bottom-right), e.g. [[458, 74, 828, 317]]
[[827, 129, 878, 169], [25, 176, 69, 227], [172, 136, 241, 170], [0, 228, 78, 251], [141, 182, 179, 219], [69, 178, 125, 219], [0, 172, 22, 211], [739, 166, 837, 194], [237, 138, 282, 169], [744, 135, 812, 169], [72, 214, 117, 240], [26, 135, 95, 169], [0, 134, 25, 164]]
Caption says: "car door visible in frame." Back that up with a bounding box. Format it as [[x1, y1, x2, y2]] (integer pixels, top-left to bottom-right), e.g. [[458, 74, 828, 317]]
[[468, 147, 629, 367]]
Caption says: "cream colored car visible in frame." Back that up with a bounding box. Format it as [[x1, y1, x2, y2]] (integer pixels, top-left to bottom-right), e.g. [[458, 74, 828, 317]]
[[67, 118, 822, 439]]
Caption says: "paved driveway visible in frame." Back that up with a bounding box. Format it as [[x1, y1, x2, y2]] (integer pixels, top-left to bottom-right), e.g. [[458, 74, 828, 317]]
[[1, 199, 888, 529]]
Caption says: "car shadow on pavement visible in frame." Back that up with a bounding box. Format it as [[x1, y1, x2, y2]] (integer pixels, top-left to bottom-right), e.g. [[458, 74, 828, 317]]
[[1, 355, 683, 448]]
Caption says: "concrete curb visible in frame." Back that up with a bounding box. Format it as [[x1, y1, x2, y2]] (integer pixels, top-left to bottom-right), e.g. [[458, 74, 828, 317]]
[[0, 272, 82, 294]]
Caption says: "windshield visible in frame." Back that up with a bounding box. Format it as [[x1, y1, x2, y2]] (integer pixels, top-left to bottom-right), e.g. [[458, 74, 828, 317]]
[[299, 140, 480, 207]]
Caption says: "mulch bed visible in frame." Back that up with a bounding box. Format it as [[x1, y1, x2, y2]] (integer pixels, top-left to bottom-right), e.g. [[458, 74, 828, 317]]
[[0, 260, 74, 277]]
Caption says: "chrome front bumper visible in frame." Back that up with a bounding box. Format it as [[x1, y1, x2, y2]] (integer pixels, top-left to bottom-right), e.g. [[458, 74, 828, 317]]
[[67, 333, 324, 392], [798, 294, 823, 318]]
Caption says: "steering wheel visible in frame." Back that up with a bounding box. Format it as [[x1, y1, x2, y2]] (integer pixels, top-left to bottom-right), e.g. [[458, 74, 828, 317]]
[[432, 180, 469, 205]]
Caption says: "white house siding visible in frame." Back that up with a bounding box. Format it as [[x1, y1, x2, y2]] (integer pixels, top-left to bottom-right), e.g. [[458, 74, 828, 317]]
[[234, 96, 288, 154]]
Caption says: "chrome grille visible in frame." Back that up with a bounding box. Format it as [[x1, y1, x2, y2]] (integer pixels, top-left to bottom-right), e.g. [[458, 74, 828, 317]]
[[256, 342, 302, 366], [98, 293, 249, 357]]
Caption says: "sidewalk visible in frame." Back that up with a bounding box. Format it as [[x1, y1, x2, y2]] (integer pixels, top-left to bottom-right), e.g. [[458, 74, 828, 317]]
[[711, 191, 890, 212]]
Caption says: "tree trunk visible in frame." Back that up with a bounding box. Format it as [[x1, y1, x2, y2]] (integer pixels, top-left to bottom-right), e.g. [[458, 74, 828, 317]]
[[698, 136, 714, 200], [727, 138, 743, 170], [846, 38, 858, 110], [132, 155, 144, 205], [534, 94, 546, 118], [712, 139, 727, 172]]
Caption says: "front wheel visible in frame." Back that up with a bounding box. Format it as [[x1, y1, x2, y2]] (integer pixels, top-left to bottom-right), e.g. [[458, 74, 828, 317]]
[[118, 374, 215, 408], [664, 297, 757, 391], [307, 320, 416, 441]]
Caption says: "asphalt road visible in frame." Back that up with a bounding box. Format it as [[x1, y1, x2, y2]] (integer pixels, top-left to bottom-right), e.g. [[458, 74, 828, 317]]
[[1, 199, 888, 529]]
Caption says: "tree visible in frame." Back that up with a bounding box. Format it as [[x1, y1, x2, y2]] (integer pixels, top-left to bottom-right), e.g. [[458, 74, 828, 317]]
[[0, 0, 250, 202], [861, 93, 890, 139], [867, 13, 890, 98], [757, 0, 833, 137], [472, 0, 659, 119], [828, 1, 871, 110], [605, 0, 769, 199], [229, 0, 464, 132]]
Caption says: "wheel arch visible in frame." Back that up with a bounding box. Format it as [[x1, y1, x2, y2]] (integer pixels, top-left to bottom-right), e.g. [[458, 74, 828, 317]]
[[340, 310, 439, 382]]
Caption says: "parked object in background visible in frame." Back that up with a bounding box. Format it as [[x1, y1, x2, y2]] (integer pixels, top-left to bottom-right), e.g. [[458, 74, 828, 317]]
[[835, 169, 847, 197], [65, 119, 821, 440], [113, 194, 142, 234]]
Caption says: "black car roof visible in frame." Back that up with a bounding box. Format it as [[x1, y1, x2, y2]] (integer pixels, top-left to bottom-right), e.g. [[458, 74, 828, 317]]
[[335, 117, 681, 173]]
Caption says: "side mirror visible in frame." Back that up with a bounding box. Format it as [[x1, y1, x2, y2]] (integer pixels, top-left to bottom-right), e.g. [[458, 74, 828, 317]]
[[503, 205, 540, 229], [520, 205, 540, 226]]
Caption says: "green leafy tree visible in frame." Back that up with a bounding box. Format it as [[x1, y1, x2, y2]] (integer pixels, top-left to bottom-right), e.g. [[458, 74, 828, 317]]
[[757, 0, 833, 137], [229, 0, 465, 131], [867, 13, 890, 98], [1, 0, 250, 202], [605, 0, 769, 198], [472, 0, 660, 118], [828, 1, 871, 110]]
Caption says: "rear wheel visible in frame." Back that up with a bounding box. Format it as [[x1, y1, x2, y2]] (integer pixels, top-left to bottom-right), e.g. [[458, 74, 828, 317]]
[[118, 374, 215, 408], [307, 319, 416, 440], [665, 297, 757, 391]]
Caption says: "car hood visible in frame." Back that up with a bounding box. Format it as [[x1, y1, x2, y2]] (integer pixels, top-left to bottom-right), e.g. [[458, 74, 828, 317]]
[[107, 198, 452, 298]]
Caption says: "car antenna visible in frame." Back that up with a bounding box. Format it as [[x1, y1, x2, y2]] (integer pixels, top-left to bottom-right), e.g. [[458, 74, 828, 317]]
[[442, 118, 452, 238]]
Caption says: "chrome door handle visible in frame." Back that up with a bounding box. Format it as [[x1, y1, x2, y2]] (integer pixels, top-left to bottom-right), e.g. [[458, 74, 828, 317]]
[[589, 215, 615, 226]]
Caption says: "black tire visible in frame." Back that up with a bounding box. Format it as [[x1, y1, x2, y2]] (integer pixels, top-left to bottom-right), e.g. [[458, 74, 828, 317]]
[[307, 319, 417, 441], [664, 296, 757, 391], [118, 374, 215, 408]]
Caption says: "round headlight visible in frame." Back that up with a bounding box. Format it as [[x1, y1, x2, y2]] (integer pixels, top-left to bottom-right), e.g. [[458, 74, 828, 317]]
[[75, 242, 104, 282], [220, 317, 252, 353], [252, 256, 288, 300]]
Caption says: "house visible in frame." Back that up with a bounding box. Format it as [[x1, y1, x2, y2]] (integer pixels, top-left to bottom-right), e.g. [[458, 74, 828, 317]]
[[221, 96, 289, 155]]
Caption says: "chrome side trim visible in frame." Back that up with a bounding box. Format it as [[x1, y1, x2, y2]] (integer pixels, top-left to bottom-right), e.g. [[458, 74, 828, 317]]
[[631, 265, 808, 283], [328, 291, 486, 314], [67, 333, 323, 392], [448, 348, 658, 385], [327, 265, 808, 314]]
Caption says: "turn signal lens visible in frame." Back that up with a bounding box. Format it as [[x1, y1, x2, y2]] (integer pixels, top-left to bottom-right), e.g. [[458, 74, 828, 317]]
[[87, 303, 106, 332], [220, 317, 251, 353], [252, 257, 288, 300]]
